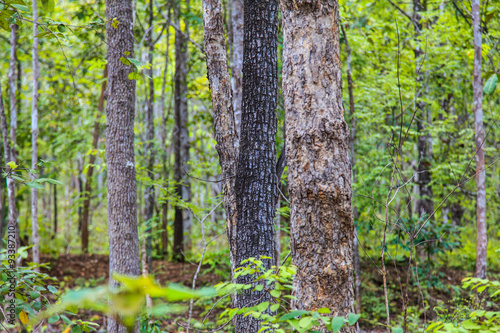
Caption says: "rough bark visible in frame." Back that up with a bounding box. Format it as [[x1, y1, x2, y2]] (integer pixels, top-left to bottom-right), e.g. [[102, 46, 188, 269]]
[[231, 0, 243, 135], [413, 0, 434, 221], [105, 0, 141, 330], [32, 0, 40, 270], [0, 79, 18, 259], [81, 66, 107, 253], [282, 0, 355, 330], [472, 0, 487, 279], [143, 0, 155, 271], [234, 0, 279, 330], [201, 0, 239, 275], [342, 24, 361, 315], [173, 1, 190, 261], [53, 183, 58, 237]]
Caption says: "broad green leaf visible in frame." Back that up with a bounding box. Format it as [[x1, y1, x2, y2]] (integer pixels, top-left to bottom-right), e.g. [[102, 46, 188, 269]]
[[10, 4, 29, 12], [7, 161, 18, 169], [483, 74, 498, 95], [392, 328, 404, 333], [330, 316, 344, 332], [279, 310, 310, 322], [48, 315, 60, 324], [25, 182, 44, 190], [348, 313, 361, 325], [318, 307, 331, 314], [256, 301, 269, 313], [41, 0, 55, 12]]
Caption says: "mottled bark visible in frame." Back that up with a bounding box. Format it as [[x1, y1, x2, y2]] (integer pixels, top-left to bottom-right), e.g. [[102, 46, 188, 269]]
[[234, 0, 279, 330], [173, 1, 190, 261], [472, 0, 487, 279], [32, 0, 40, 270], [413, 0, 434, 221], [53, 183, 58, 237], [160, 10, 171, 258], [143, 0, 155, 271], [342, 24, 361, 315], [9, 24, 17, 164], [105, 0, 141, 330], [282, 0, 355, 330], [231, 0, 243, 135], [81, 66, 107, 253], [201, 0, 239, 269], [0, 79, 18, 258]]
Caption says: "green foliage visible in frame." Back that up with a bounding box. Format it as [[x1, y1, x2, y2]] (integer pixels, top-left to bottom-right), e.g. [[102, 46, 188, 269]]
[[427, 278, 500, 332], [32, 273, 215, 332], [216, 257, 363, 333]]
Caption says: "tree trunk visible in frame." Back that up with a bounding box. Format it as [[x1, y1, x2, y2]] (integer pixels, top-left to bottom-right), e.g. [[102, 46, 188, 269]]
[[160, 11, 171, 258], [342, 24, 361, 315], [53, 183, 58, 238], [81, 66, 107, 253], [282, 1, 355, 330], [32, 0, 40, 271], [143, 0, 155, 271], [231, 0, 243, 135], [9, 24, 17, 164], [0, 79, 18, 260], [413, 0, 434, 221], [472, 0, 487, 279], [105, 0, 141, 330], [233, 0, 279, 329], [173, 3, 190, 262]]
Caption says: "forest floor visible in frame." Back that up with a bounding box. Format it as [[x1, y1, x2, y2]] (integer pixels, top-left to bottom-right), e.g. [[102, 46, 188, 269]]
[[34, 254, 490, 333]]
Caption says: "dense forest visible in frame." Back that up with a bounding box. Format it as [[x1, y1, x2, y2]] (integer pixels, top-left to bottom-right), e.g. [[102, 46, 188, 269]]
[[0, 0, 499, 331]]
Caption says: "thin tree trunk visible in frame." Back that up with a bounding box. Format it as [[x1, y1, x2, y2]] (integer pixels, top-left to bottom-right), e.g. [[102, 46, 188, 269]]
[[9, 24, 18, 164], [160, 10, 171, 258], [201, 0, 239, 280], [32, 0, 40, 271], [413, 0, 434, 221], [53, 183, 58, 238], [173, 2, 190, 262], [105, 0, 141, 330], [342, 23, 361, 315], [282, 1, 355, 330], [0, 79, 18, 261], [234, 0, 279, 329], [472, 0, 487, 279], [231, 0, 243, 135], [143, 0, 155, 270], [81, 66, 107, 253]]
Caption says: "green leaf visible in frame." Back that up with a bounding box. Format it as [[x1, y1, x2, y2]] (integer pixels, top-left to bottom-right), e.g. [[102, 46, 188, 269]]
[[120, 57, 131, 66], [392, 328, 404, 333], [7, 161, 18, 169], [270, 304, 279, 312], [330, 316, 344, 332], [270, 290, 281, 298], [72, 325, 82, 333], [254, 285, 264, 292], [57, 24, 66, 32], [348, 313, 361, 325], [10, 4, 29, 11], [41, 0, 55, 12], [298, 316, 313, 328], [278, 310, 310, 322], [25, 182, 44, 190], [48, 315, 60, 324], [29, 291, 40, 299], [61, 315, 74, 325], [318, 307, 331, 314], [483, 74, 498, 95], [35, 178, 62, 185], [47, 285, 58, 294], [256, 301, 269, 313]]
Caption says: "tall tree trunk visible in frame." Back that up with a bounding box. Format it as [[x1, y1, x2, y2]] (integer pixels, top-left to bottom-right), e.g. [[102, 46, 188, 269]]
[[81, 66, 107, 253], [413, 0, 434, 221], [105, 0, 141, 330], [201, 0, 239, 279], [231, 0, 243, 135], [282, 0, 355, 329], [234, 0, 279, 329], [53, 183, 58, 238], [143, 0, 155, 271], [0, 79, 18, 259], [160, 10, 171, 258], [173, 1, 190, 262], [32, 0, 40, 270], [342, 24, 361, 315], [9, 24, 17, 164], [472, 0, 487, 279]]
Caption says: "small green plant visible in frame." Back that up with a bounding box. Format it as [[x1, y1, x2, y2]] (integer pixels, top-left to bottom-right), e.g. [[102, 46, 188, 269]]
[[215, 256, 362, 333], [426, 277, 500, 332]]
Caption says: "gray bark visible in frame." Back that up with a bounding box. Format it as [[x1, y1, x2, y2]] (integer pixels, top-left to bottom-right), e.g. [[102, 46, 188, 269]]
[[234, 0, 279, 330], [173, 1, 190, 261], [105, 0, 141, 330], [231, 0, 243, 135], [32, 0, 40, 271], [282, 0, 355, 330], [472, 0, 487, 279]]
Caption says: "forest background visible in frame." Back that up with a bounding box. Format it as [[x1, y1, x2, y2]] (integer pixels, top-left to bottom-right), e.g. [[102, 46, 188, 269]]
[[0, 0, 499, 332]]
